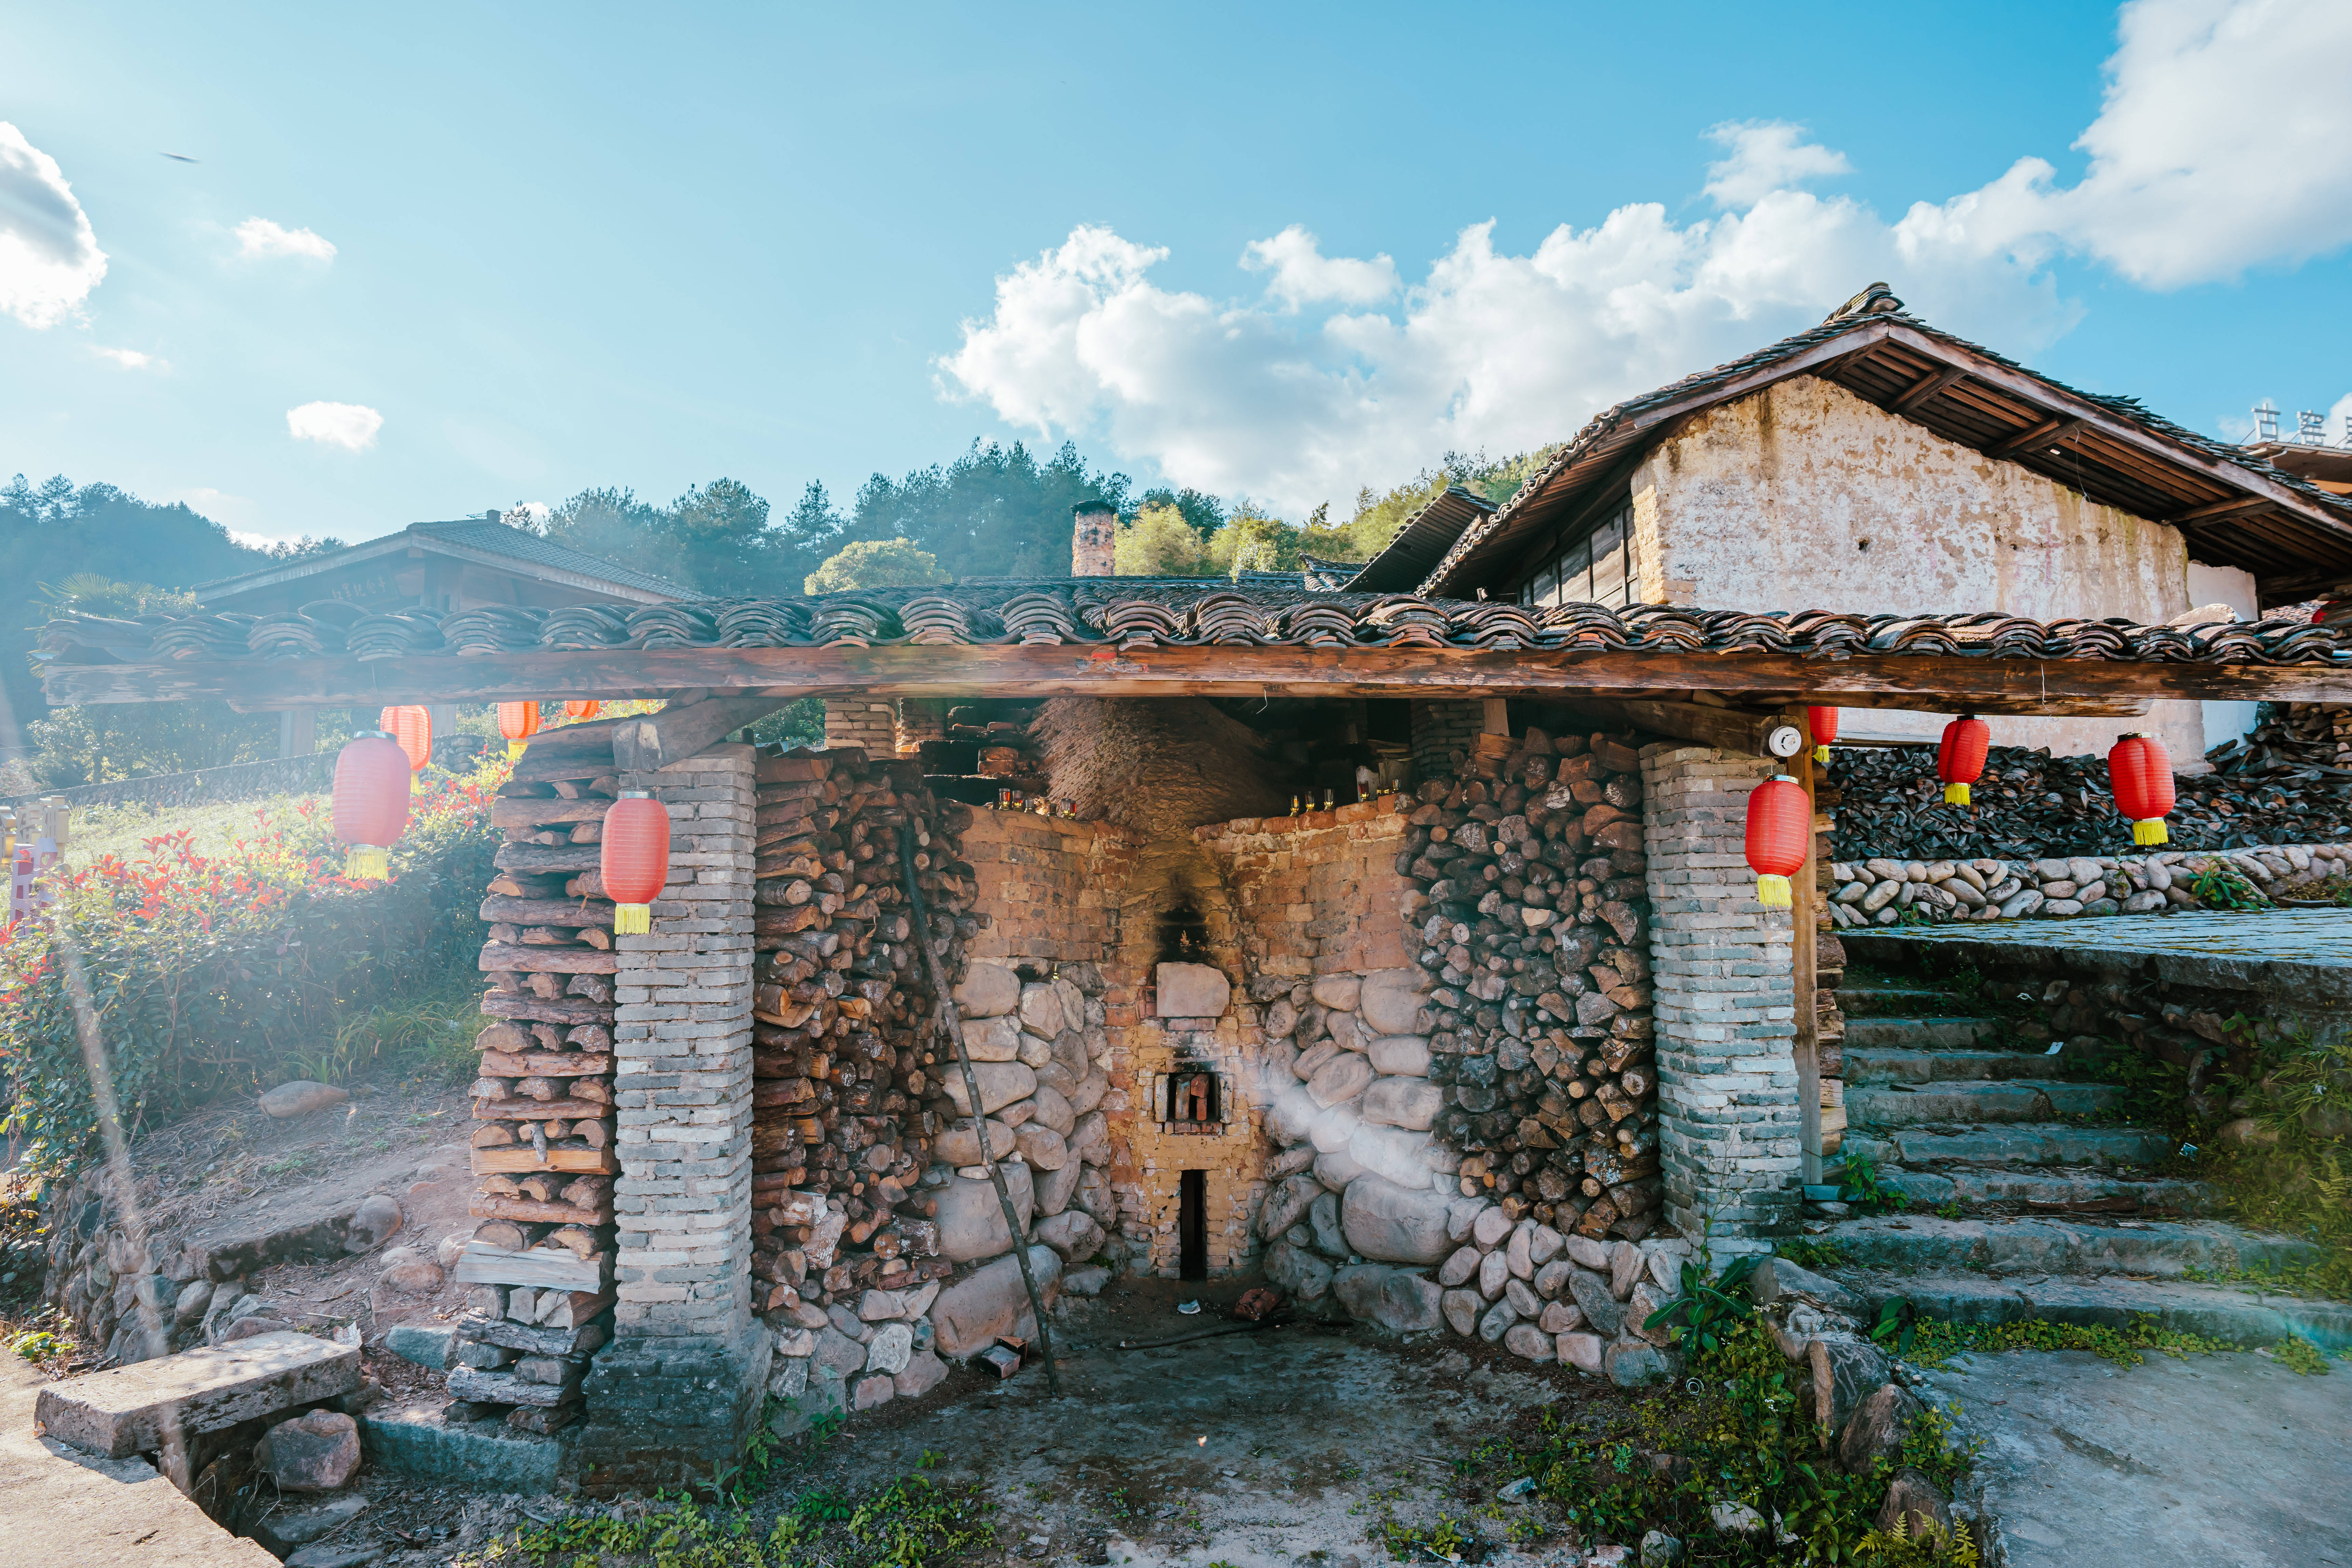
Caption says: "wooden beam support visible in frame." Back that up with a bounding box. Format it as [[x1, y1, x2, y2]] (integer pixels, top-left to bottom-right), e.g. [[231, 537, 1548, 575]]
[[1789, 709, 1823, 1187], [2173, 494, 2275, 524], [43, 640, 2352, 711], [1546, 696, 1780, 755], [1988, 414, 2084, 458], [1890, 365, 1969, 414], [611, 696, 791, 772]]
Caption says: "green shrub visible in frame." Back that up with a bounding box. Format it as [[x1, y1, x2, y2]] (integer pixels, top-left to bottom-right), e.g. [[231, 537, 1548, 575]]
[[0, 761, 499, 1169]]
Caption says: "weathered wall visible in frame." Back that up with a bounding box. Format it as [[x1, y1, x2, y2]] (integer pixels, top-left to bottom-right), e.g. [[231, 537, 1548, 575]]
[[1633, 373, 2204, 761]]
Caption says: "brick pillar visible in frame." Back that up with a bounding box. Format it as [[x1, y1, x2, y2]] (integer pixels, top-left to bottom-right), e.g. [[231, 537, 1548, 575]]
[[577, 742, 769, 1490], [1073, 501, 1116, 577], [822, 698, 897, 753], [1639, 743, 1801, 1249], [894, 698, 947, 755], [1409, 698, 1483, 778]]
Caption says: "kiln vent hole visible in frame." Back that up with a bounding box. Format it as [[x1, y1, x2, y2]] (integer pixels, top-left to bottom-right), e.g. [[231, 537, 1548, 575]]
[[1155, 899, 1210, 965], [1179, 1169, 1207, 1281]]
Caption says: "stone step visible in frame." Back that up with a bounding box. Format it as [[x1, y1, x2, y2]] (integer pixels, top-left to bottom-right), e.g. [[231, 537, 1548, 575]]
[[1844, 1046, 2073, 1085], [1878, 1165, 2216, 1216], [1841, 1015, 1995, 1049], [1835, 984, 1967, 1018], [33, 1329, 359, 1459], [1832, 1270, 2352, 1353], [1842, 1123, 2177, 1170], [1845, 1079, 2127, 1127], [1821, 1214, 2318, 1279]]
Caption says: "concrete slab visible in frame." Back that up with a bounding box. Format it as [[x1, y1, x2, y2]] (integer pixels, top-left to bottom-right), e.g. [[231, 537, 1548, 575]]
[[0, 1350, 273, 1564], [1847, 908, 2352, 1010], [36, 1330, 358, 1459], [358, 1403, 572, 1491], [1927, 1348, 2352, 1568]]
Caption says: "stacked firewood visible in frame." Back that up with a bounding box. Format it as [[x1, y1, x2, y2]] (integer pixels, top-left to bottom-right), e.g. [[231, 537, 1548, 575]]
[[1830, 739, 2352, 861], [1406, 728, 1663, 1241], [746, 746, 978, 1318], [446, 762, 624, 1433]]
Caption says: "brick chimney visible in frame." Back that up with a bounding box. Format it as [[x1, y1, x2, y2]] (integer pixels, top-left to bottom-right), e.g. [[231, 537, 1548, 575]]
[[1072, 501, 1116, 577]]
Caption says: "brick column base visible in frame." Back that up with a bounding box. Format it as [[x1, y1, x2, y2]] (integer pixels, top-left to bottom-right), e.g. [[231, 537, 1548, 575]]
[[576, 742, 766, 1492], [1640, 743, 1802, 1249]]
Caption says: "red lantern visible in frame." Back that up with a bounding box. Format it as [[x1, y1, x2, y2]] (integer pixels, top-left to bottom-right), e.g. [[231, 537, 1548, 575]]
[[1806, 706, 1840, 766], [1937, 714, 1990, 806], [562, 699, 602, 722], [497, 700, 540, 759], [2108, 732, 2176, 846], [380, 706, 432, 773], [1744, 774, 1809, 908], [332, 731, 412, 879], [601, 790, 670, 935]]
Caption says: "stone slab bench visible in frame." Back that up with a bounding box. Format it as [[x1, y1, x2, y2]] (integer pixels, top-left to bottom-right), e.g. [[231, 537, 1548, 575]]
[[35, 1330, 359, 1459]]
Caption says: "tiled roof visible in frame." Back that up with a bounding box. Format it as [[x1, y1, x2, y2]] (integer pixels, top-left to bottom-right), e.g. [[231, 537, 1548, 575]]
[[38, 583, 2350, 668], [1416, 295, 2352, 597], [1343, 485, 1496, 593], [188, 519, 690, 602]]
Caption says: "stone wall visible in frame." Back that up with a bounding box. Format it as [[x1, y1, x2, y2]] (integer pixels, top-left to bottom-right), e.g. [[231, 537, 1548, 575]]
[[1826, 842, 2352, 928], [1641, 744, 1801, 1246]]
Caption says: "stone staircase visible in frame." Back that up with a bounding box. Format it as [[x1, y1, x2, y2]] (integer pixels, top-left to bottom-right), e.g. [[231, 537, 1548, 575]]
[[1815, 959, 2352, 1350]]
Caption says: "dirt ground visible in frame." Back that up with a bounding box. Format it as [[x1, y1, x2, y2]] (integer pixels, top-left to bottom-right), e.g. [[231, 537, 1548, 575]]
[[717, 1276, 1636, 1567]]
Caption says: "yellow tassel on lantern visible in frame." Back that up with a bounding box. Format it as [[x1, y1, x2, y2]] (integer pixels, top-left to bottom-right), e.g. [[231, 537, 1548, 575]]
[[1944, 782, 1972, 805], [2133, 818, 2170, 846], [613, 902, 651, 935], [1756, 873, 1792, 908], [1813, 744, 1830, 765], [345, 846, 389, 880], [507, 739, 527, 760]]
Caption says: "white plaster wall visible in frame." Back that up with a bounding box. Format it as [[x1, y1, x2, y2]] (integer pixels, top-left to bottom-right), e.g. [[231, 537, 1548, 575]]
[[2188, 559, 2262, 757], [1633, 374, 2201, 762]]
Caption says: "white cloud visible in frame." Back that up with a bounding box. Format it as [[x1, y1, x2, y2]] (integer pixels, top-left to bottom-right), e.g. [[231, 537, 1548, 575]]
[[287, 401, 383, 451], [938, 0, 2352, 514], [235, 217, 337, 262], [0, 122, 106, 328], [1241, 225, 1400, 310], [91, 344, 163, 370], [1704, 122, 1853, 208], [1897, 0, 2352, 288]]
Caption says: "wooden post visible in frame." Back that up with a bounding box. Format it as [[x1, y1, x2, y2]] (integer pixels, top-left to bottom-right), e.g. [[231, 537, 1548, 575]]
[[1480, 698, 1511, 735], [1786, 706, 1823, 1186]]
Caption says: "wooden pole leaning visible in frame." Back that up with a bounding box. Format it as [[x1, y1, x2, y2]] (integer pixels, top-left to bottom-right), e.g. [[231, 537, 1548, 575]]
[[897, 828, 1061, 1396], [1787, 707, 1823, 1187]]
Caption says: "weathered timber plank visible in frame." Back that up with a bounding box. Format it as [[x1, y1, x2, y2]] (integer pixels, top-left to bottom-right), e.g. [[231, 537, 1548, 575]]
[[451, 1242, 612, 1291], [477, 943, 617, 975], [472, 1097, 612, 1122], [478, 995, 614, 1026], [43, 641, 2352, 709], [611, 697, 790, 772], [478, 896, 617, 927], [491, 843, 605, 873], [471, 1148, 620, 1176], [34, 1330, 358, 1459], [488, 798, 609, 829], [469, 1196, 613, 1227], [477, 1049, 615, 1077]]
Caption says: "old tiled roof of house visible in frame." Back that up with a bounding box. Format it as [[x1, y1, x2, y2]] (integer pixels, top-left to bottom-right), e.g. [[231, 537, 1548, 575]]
[[188, 518, 692, 603], [1361, 292, 2352, 600], [38, 581, 2351, 668]]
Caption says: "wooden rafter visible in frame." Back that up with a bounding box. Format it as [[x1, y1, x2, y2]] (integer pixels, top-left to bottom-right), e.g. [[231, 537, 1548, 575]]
[[1889, 365, 1970, 414]]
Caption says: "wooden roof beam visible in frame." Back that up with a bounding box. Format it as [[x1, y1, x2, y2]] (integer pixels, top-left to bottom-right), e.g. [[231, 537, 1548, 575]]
[[42, 641, 2352, 713], [1890, 365, 1970, 414], [1988, 415, 2085, 459]]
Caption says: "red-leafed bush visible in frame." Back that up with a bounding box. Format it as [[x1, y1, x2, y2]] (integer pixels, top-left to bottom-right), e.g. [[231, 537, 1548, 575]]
[[0, 759, 503, 1171]]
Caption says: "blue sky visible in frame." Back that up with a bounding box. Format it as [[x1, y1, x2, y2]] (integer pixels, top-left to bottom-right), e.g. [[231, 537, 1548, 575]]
[[4, 0, 2349, 543]]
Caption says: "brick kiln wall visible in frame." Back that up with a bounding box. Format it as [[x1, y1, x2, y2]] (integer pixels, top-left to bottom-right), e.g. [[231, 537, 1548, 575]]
[[1194, 725, 1690, 1387]]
